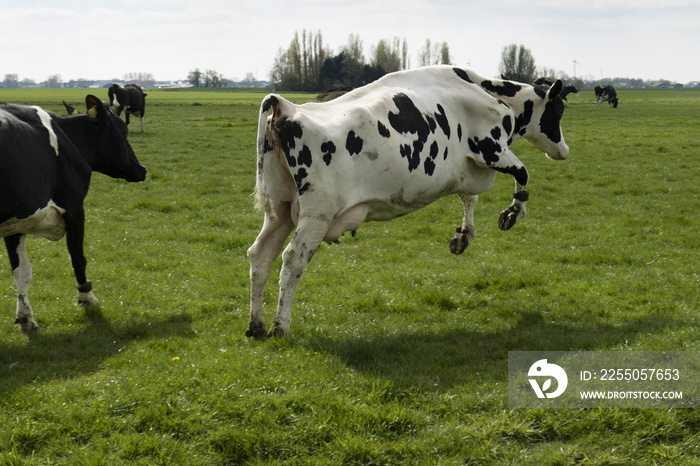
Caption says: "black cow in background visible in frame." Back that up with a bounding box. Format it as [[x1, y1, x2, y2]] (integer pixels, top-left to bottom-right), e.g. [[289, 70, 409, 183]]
[[108, 83, 147, 132], [0, 96, 147, 332], [595, 85, 619, 108]]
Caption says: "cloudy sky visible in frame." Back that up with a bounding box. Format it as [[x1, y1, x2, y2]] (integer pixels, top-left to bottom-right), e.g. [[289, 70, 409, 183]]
[[2, 0, 698, 84]]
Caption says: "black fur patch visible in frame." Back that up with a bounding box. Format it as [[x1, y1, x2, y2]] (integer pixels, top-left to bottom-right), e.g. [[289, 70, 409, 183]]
[[261, 95, 278, 113], [539, 99, 565, 143], [294, 168, 311, 194], [321, 141, 336, 166], [434, 104, 450, 139], [346, 130, 364, 156], [493, 165, 528, 186], [377, 121, 391, 138], [467, 136, 501, 165], [502, 115, 513, 137], [298, 145, 312, 167], [481, 80, 522, 97], [453, 68, 474, 83], [513, 100, 534, 137], [388, 93, 430, 172]]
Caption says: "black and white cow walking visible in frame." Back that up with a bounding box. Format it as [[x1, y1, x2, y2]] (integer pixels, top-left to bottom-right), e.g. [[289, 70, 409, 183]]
[[0, 96, 147, 332], [594, 85, 618, 108], [108, 83, 147, 132], [247, 65, 570, 338]]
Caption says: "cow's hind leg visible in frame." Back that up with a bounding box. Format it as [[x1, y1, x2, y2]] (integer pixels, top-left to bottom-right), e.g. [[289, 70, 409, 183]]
[[4, 235, 39, 333], [450, 194, 478, 254], [269, 216, 330, 338], [247, 207, 295, 338]]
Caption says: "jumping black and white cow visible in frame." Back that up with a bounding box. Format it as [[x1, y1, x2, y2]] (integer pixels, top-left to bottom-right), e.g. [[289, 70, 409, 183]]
[[108, 83, 147, 132], [247, 65, 569, 338], [594, 85, 618, 108], [0, 95, 147, 332]]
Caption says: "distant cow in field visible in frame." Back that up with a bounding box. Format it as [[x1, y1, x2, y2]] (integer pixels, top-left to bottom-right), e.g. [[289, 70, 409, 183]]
[[0, 96, 147, 332], [108, 83, 147, 132], [247, 65, 570, 338], [595, 85, 618, 108]]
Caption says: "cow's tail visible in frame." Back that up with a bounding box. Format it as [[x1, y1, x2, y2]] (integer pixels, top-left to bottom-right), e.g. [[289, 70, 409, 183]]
[[254, 94, 279, 220]]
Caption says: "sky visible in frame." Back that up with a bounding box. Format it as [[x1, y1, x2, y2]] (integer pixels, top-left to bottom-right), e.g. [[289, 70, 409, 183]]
[[2, 0, 699, 85]]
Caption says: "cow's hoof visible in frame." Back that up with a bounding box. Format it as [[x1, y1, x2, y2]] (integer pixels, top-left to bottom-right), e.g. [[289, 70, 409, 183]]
[[498, 206, 521, 231], [449, 227, 472, 255], [245, 321, 267, 339], [15, 316, 39, 334]]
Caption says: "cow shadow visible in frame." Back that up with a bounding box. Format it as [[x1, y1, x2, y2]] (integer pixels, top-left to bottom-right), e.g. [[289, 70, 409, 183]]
[[305, 310, 678, 391], [0, 307, 195, 397]]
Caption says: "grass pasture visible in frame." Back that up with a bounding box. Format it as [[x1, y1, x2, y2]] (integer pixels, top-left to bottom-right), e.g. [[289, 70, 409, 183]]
[[0, 86, 699, 464]]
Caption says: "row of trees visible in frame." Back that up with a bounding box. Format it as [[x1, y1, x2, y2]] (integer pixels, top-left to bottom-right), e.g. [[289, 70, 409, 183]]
[[270, 30, 451, 92]]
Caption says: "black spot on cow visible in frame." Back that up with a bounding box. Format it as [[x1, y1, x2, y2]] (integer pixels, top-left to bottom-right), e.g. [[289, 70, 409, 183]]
[[430, 141, 439, 160], [426, 115, 437, 133], [377, 121, 391, 138], [539, 99, 565, 143], [493, 165, 528, 186], [502, 115, 513, 138], [467, 136, 501, 165], [457, 124, 463, 142], [263, 136, 274, 154], [443, 147, 448, 160], [481, 80, 522, 97], [298, 145, 312, 167], [346, 130, 364, 156], [513, 100, 534, 137], [261, 95, 278, 113], [400, 143, 420, 171], [424, 157, 436, 176], [294, 168, 311, 195], [490, 126, 501, 141], [389, 94, 430, 141], [321, 141, 336, 166], [434, 104, 450, 139], [388, 93, 430, 172], [453, 68, 474, 83], [276, 118, 304, 164]]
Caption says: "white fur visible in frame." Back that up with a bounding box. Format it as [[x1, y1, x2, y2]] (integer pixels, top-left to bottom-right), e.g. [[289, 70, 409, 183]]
[[32, 106, 59, 156], [0, 200, 66, 241]]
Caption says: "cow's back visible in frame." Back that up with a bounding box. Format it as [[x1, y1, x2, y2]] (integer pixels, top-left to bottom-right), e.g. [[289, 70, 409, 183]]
[[263, 67, 504, 219], [0, 105, 61, 221]]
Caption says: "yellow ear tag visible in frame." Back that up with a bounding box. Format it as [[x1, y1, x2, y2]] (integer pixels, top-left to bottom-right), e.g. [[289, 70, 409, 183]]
[[87, 106, 98, 118]]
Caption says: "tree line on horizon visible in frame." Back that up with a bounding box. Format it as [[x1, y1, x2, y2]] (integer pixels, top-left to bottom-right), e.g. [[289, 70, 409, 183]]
[[268, 30, 453, 92]]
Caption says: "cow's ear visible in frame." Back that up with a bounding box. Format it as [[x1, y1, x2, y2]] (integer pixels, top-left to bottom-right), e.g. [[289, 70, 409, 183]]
[[85, 95, 103, 118], [63, 100, 79, 115], [547, 80, 563, 101]]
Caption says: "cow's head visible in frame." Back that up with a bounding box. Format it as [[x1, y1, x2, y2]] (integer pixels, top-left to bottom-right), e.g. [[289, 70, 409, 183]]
[[525, 80, 569, 160], [84, 95, 146, 182]]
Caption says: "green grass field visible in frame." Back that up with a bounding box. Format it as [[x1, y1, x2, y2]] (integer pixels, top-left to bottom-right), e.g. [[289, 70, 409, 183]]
[[1, 85, 699, 465]]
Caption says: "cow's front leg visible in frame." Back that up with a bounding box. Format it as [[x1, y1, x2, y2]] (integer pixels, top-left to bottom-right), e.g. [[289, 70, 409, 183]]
[[64, 211, 99, 307], [269, 218, 328, 338], [489, 148, 530, 231], [247, 208, 295, 338], [4, 235, 38, 333], [450, 194, 478, 254], [499, 189, 529, 231]]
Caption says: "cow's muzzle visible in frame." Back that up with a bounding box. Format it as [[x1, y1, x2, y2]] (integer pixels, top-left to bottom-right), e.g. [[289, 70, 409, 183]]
[[547, 143, 569, 160]]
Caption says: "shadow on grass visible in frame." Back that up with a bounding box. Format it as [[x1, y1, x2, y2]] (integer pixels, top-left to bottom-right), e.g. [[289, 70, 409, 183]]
[[306, 311, 679, 390], [0, 305, 195, 396]]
